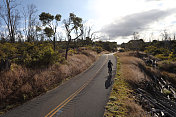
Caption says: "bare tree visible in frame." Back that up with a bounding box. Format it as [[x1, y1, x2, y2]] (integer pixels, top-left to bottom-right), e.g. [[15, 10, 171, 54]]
[[0, 32, 6, 43], [22, 4, 38, 42], [82, 23, 97, 40], [173, 33, 175, 40], [16, 30, 23, 42], [133, 32, 140, 40], [57, 32, 64, 42], [161, 30, 170, 49], [63, 13, 83, 59], [82, 24, 88, 40], [0, 0, 20, 43], [161, 30, 168, 41], [0, 6, 1, 28], [149, 32, 153, 42], [82, 25, 92, 40]]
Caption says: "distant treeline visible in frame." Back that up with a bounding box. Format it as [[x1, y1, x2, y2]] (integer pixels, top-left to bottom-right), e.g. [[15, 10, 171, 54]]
[[121, 39, 176, 61]]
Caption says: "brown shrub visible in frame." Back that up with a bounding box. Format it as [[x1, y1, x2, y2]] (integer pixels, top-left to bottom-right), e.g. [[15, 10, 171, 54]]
[[0, 49, 97, 111], [0, 64, 28, 100], [125, 100, 147, 117], [158, 61, 176, 73], [59, 64, 71, 77], [161, 71, 176, 85], [20, 83, 32, 94], [118, 53, 150, 88]]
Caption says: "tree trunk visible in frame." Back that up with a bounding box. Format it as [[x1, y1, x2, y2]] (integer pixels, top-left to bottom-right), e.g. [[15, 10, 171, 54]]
[[53, 36, 56, 51], [65, 38, 71, 60], [65, 47, 69, 60], [7, 0, 15, 43]]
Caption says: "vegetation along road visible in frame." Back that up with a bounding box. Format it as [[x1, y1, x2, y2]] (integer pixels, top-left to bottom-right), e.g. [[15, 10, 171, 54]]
[[1, 54, 116, 117]]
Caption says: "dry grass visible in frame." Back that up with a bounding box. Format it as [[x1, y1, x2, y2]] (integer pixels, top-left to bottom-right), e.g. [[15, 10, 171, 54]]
[[161, 71, 176, 85], [118, 52, 150, 88], [125, 101, 147, 117], [158, 61, 176, 73], [0, 49, 97, 113], [0, 64, 29, 99], [104, 54, 147, 117]]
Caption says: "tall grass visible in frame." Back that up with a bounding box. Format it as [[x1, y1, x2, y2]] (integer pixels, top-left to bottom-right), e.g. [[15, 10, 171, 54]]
[[0, 49, 97, 113]]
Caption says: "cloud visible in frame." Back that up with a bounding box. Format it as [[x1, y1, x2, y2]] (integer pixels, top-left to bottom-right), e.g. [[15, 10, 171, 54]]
[[101, 9, 176, 39], [146, 0, 161, 1]]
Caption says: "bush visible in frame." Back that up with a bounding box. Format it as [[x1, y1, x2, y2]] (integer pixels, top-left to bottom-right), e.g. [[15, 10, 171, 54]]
[[0, 42, 64, 68], [92, 46, 103, 53], [155, 54, 168, 60], [0, 43, 17, 59], [68, 49, 78, 55], [158, 61, 176, 73], [143, 40, 176, 62], [95, 41, 117, 52], [168, 52, 176, 61]]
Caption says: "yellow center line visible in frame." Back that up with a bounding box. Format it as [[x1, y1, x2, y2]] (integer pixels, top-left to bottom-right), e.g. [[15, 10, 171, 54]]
[[45, 55, 108, 117], [44, 85, 84, 117], [49, 83, 88, 117]]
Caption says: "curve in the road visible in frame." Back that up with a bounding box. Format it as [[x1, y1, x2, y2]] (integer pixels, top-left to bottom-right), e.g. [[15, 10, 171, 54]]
[[45, 55, 108, 117], [1, 54, 116, 117]]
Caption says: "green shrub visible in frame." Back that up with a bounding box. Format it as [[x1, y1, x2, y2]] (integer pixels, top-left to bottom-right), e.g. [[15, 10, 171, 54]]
[[155, 54, 168, 60], [68, 49, 78, 55], [0, 43, 17, 59], [0, 42, 64, 68], [168, 52, 176, 61], [92, 46, 103, 53]]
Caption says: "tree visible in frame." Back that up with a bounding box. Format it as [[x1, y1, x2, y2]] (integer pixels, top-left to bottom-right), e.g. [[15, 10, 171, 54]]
[[0, 33, 6, 43], [161, 30, 170, 49], [39, 12, 61, 50], [0, 5, 1, 28], [82, 23, 99, 42], [44, 27, 54, 38], [35, 23, 42, 41], [133, 32, 139, 40], [22, 4, 38, 42], [163, 30, 168, 41], [63, 13, 83, 59], [16, 30, 23, 42], [173, 33, 175, 40], [0, 0, 20, 43], [82, 24, 93, 40]]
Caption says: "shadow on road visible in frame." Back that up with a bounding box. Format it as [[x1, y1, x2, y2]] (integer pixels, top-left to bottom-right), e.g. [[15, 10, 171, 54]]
[[105, 75, 112, 89]]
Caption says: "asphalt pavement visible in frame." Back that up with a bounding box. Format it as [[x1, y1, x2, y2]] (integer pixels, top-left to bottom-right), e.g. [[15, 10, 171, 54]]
[[1, 54, 117, 117]]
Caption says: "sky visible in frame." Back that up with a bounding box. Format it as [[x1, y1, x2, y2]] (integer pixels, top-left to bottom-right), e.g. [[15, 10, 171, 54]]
[[2, 0, 176, 44]]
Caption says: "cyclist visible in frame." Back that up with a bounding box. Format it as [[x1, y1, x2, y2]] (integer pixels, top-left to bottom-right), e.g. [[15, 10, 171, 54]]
[[108, 60, 113, 74]]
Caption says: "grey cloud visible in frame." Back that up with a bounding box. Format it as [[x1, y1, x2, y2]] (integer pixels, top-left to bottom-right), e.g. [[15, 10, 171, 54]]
[[101, 9, 176, 39]]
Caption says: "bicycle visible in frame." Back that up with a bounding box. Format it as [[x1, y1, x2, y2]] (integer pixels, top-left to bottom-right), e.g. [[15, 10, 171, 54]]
[[108, 67, 112, 77], [105, 67, 112, 89]]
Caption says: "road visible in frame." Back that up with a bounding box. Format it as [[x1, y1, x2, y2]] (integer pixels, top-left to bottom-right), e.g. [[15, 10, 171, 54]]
[[1, 54, 117, 117]]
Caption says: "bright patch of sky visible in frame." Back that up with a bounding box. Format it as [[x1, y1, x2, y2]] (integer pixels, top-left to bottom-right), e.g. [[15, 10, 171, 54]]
[[89, 0, 176, 44]]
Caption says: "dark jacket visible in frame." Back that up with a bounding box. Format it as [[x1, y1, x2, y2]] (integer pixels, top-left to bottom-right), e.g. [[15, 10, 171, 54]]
[[108, 61, 113, 68]]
